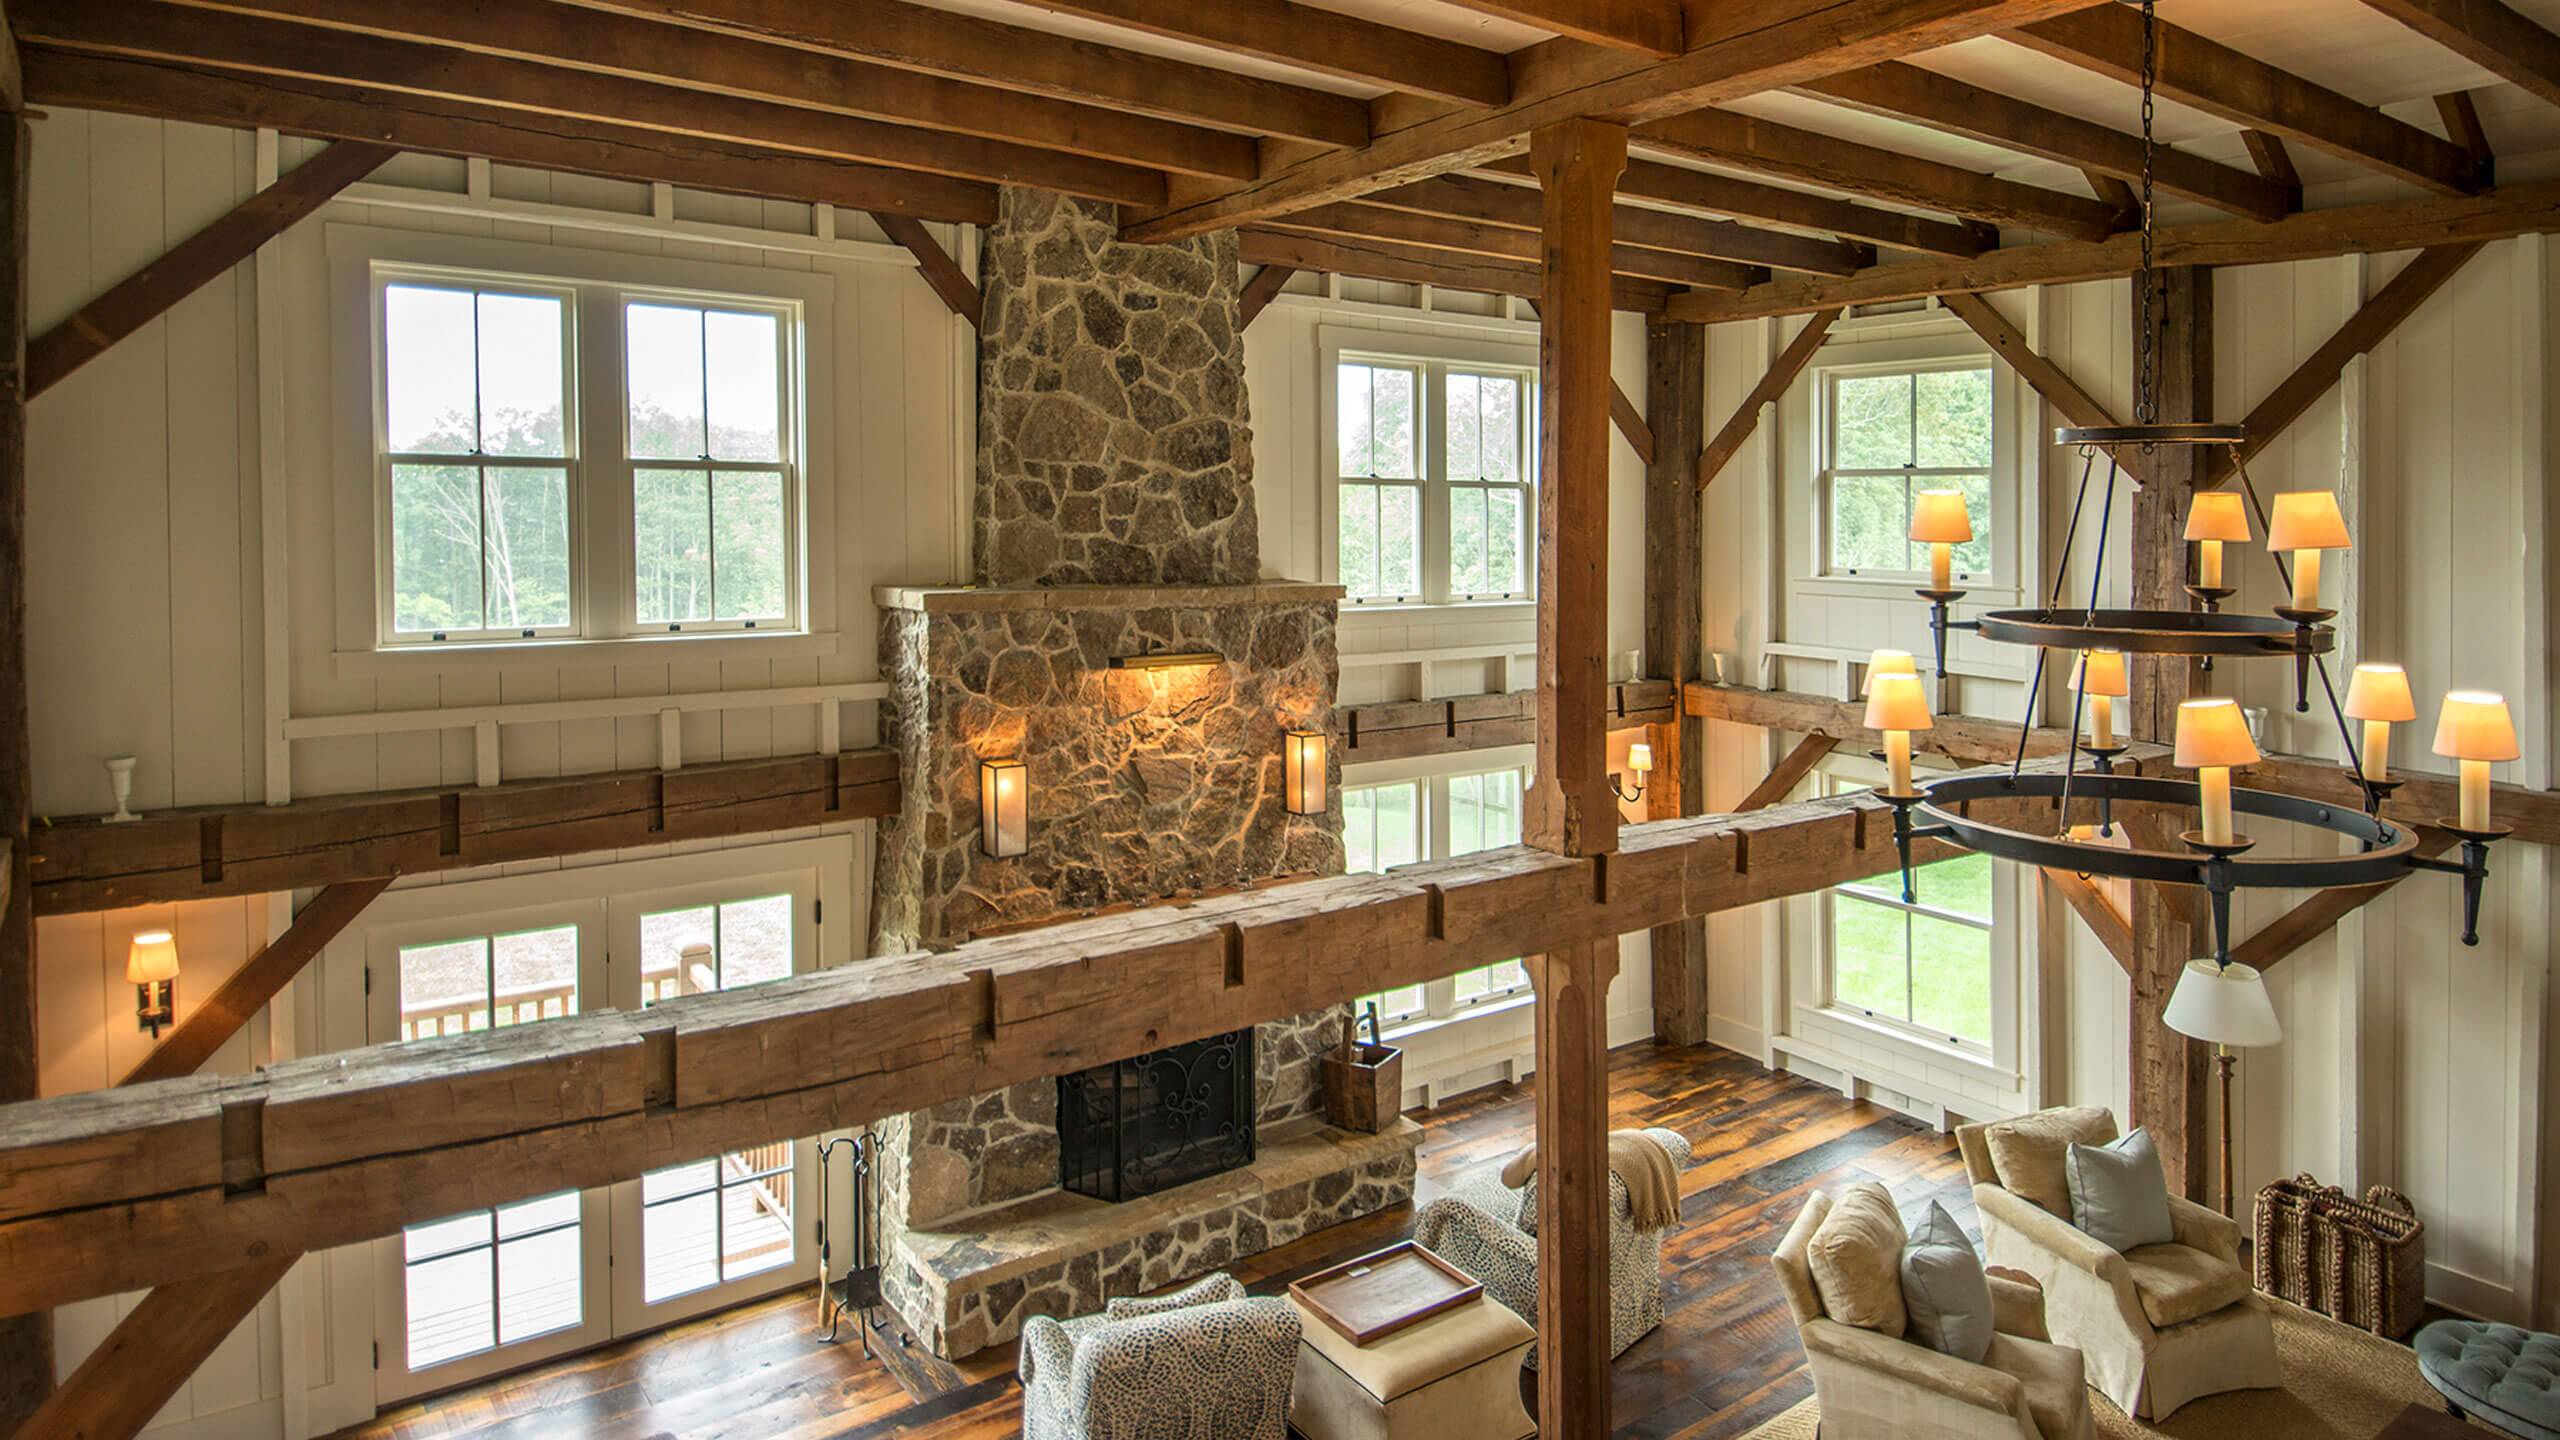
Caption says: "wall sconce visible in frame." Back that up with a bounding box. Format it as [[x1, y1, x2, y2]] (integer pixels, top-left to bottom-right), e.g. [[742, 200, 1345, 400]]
[[129, 930, 179, 1037], [980, 758, 1028, 858], [1611, 742, 1653, 803], [1283, 730, 1327, 815], [1109, 650, 1224, 671]]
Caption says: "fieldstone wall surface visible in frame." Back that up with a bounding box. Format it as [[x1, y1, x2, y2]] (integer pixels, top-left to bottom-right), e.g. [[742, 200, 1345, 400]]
[[975, 187, 1258, 587]]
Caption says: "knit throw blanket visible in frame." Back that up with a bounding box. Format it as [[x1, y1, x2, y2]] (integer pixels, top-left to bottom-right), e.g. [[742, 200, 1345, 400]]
[[1498, 1130, 1681, 1232]]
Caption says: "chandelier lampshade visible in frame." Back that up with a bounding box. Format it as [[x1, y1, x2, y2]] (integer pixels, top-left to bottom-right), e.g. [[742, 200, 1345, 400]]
[[1864, 648, 1917, 694], [2163, 959, 2283, 1047], [2435, 691, 2519, 832], [2075, 648, 2130, 748], [2344, 663, 2417, 783], [2266, 492, 2352, 611], [2176, 698, 2259, 847], [2185, 492, 2253, 588], [1866, 672, 1933, 796]]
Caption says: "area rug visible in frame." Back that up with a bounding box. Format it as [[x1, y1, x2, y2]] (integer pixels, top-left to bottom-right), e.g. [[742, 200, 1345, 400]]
[[1744, 1300, 2491, 1438]]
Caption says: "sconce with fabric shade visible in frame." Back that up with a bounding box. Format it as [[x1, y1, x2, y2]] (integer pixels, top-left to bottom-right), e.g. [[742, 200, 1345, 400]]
[[1283, 730, 1327, 816], [2434, 691, 2518, 831], [129, 929, 178, 1037], [1612, 740, 1654, 804], [1866, 671, 1933, 797], [2164, 957, 2283, 1217], [2183, 492, 2252, 589], [2175, 698, 2260, 846], [1907, 490, 1974, 592], [2265, 491, 2352, 611], [979, 758, 1028, 858], [2343, 664, 2417, 783]]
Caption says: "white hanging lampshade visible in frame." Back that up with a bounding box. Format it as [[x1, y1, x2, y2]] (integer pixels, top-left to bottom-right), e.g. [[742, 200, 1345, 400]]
[[2163, 959, 2283, 1047]]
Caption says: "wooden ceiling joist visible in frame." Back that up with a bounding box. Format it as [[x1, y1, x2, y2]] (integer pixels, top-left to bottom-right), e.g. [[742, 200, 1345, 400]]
[[1236, 227, 1677, 312], [1264, 200, 1764, 290], [1121, 0, 2110, 242], [2007, 8, 2486, 195], [1635, 107, 2126, 242], [24, 49, 1002, 224], [53, 0, 1244, 184], [1364, 172, 1867, 275], [2360, 0, 2560, 114], [550, 0, 1372, 148], [1661, 177, 2560, 323], [1438, 0, 1683, 56], [0, 768, 2080, 1318], [1501, 154, 1991, 259], [1796, 61, 2294, 221], [1023, 0, 1512, 107], [27, 137, 389, 399]]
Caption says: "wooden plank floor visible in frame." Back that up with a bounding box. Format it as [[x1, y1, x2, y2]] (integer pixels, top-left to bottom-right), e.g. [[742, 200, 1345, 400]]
[[332, 1041, 1967, 1440]]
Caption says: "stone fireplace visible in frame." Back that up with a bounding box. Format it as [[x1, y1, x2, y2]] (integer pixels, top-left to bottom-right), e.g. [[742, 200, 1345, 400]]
[[864, 188, 1418, 1359]]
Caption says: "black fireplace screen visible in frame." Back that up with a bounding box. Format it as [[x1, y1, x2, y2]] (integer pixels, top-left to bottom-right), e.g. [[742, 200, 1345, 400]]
[[1057, 1029, 1256, 1202]]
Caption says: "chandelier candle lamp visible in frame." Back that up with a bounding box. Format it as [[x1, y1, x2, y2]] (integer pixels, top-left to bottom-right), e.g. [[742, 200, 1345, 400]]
[[2184, 491, 2252, 598], [1863, 647, 1917, 694], [2343, 663, 2418, 808], [1906, 493, 1975, 685]]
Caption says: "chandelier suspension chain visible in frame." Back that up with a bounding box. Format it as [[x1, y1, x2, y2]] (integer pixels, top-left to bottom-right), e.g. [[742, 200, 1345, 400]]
[[2136, 0, 2159, 426]]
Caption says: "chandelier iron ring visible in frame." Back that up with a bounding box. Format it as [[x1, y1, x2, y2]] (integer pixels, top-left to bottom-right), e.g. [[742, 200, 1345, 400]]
[[2053, 422, 2247, 448], [1973, 607, 2335, 659]]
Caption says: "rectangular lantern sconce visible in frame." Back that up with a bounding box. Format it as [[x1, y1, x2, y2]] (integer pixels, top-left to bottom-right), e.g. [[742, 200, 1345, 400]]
[[980, 758, 1029, 858], [1109, 650, 1225, 672], [129, 929, 179, 1037], [1283, 730, 1327, 815]]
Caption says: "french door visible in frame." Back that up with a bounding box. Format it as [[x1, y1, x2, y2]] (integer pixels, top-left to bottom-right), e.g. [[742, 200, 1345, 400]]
[[364, 856, 829, 1400]]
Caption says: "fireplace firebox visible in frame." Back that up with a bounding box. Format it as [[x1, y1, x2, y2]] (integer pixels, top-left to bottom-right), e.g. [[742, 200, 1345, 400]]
[[1057, 1030, 1257, 1202]]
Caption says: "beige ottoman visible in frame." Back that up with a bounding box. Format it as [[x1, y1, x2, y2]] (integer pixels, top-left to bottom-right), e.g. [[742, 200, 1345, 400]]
[[1287, 1293, 1536, 1440]]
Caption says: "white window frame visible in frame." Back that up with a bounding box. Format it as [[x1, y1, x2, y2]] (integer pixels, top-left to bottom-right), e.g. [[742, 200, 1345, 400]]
[[329, 224, 837, 671], [1345, 754, 1533, 1027], [1816, 354, 2001, 587], [1319, 327, 1538, 611]]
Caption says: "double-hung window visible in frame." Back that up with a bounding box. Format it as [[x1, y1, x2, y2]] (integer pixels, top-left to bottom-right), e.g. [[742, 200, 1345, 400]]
[[374, 267, 802, 647], [1824, 829, 1995, 1053], [1822, 363, 1995, 581], [1350, 764, 1530, 1025], [1330, 349, 1535, 606]]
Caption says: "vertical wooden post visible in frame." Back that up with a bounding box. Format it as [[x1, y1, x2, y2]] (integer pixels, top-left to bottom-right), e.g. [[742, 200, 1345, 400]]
[[0, 109, 49, 1429], [1527, 114, 1626, 1440], [1642, 320, 1709, 1043], [2127, 264, 2213, 1203]]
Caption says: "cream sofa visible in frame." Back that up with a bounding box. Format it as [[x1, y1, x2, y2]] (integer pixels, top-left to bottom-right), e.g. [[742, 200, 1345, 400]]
[[1774, 1189, 2096, 1440], [1957, 1107, 2281, 1420]]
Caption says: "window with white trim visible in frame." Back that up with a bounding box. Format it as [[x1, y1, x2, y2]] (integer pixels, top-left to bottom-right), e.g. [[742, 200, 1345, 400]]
[[1817, 768, 1995, 1053], [1349, 764, 1529, 1025], [375, 269, 801, 646], [1329, 353, 1535, 606], [1822, 361, 1995, 581]]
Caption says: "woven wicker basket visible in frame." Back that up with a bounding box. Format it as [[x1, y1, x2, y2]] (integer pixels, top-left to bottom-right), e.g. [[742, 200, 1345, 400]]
[[2253, 1172, 2426, 1339]]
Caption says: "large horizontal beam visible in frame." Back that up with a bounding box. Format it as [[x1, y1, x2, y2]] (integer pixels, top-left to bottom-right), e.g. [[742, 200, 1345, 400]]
[[1264, 201, 1763, 290], [1123, 0, 2107, 241], [27, 750, 900, 915], [1336, 682, 1678, 764], [2355, 0, 2560, 112], [1436, 0, 1684, 56], [40, 0, 1223, 187], [1661, 179, 2560, 322], [1022, 0, 1513, 107], [1486, 154, 1993, 259], [550, 0, 1370, 148], [1364, 172, 1867, 275], [21, 49, 1002, 225], [0, 769, 2081, 1317], [1236, 228, 1677, 313]]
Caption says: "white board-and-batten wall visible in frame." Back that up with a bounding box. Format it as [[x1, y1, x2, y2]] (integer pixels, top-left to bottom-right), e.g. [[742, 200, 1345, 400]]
[[1697, 240, 2560, 1329]]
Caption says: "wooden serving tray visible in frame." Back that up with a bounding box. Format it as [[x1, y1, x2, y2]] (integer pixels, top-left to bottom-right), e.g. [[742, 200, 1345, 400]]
[[1288, 1241, 1483, 1345]]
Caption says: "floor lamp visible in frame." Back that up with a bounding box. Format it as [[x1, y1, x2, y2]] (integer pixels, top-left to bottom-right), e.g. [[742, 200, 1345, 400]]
[[2163, 958, 2284, 1217]]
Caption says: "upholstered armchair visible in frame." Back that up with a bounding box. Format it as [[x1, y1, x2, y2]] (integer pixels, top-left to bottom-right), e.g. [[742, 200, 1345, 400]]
[[1017, 1274, 1301, 1440], [1413, 1125, 1691, 1363], [1773, 1190, 2096, 1440], [1957, 1108, 2281, 1420]]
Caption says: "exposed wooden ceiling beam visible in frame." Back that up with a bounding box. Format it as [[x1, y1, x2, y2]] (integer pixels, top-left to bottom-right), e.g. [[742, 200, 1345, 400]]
[[28, 137, 388, 399], [1239, 263, 1296, 328], [1436, 0, 1683, 56], [1123, 0, 2108, 241], [79, 0, 1245, 182], [1022, 0, 1511, 107], [22, 49, 1003, 224], [1238, 227, 1677, 312], [1364, 171, 1865, 274], [2438, 90, 2494, 172], [1660, 178, 2560, 323], [1696, 308, 1842, 488], [1796, 61, 2293, 221], [1488, 154, 1991, 259], [1636, 106, 2125, 241], [0, 769, 2079, 1317], [1265, 200, 1762, 289], [27, 744, 898, 914], [2359, 0, 2560, 112], [2242, 129, 2301, 187], [2007, 7, 2485, 195], [548, 0, 1368, 148]]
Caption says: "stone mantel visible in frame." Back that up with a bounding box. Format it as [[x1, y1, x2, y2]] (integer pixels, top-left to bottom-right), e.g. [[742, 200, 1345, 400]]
[[876, 580, 1343, 615]]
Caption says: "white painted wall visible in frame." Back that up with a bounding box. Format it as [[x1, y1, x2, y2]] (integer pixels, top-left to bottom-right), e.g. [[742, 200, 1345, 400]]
[[1699, 239, 2560, 1328]]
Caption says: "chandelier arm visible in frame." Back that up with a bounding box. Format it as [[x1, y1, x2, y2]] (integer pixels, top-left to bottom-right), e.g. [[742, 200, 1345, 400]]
[[2309, 655, 2365, 779], [2010, 644, 2052, 782], [2234, 461, 2295, 596], [2047, 447, 2101, 612], [2056, 452, 2128, 827]]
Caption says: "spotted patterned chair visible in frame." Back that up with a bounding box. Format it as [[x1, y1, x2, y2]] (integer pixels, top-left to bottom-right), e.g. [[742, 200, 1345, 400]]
[[2417, 1319, 2560, 1439], [1016, 1274, 1301, 1440], [1412, 1126, 1692, 1365]]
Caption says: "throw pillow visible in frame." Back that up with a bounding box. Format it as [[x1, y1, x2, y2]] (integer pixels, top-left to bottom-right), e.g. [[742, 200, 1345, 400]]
[[1807, 1181, 1908, 1337], [1983, 1105, 2119, 1217], [1900, 1200, 1994, 1362], [2066, 1126, 2176, 1251]]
